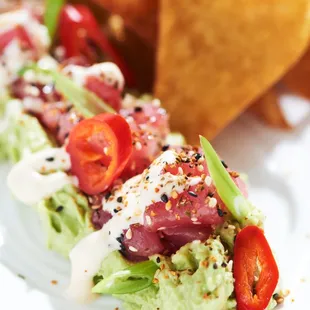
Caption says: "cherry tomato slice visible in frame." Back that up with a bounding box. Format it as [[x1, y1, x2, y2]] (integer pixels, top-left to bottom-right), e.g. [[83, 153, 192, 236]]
[[233, 226, 279, 310], [66, 113, 132, 195]]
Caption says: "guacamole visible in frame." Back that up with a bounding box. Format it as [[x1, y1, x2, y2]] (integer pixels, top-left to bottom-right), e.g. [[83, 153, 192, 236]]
[[94, 237, 236, 310], [0, 99, 53, 162], [37, 184, 94, 257]]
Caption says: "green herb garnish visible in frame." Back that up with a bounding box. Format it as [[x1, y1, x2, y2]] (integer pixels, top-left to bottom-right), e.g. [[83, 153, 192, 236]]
[[200, 135, 263, 227], [44, 0, 65, 41], [92, 260, 159, 294], [19, 64, 116, 117]]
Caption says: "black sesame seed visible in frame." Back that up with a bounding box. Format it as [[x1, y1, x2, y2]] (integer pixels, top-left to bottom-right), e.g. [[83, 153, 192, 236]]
[[217, 208, 224, 217], [213, 263, 218, 269], [114, 208, 120, 213], [64, 132, 69, 139], [146, 176, 150, 181], [46, 157, 54, 162], [273, 293, 280, 300], [188, 191, 198, 197], [208, 192, 214, 198], [105, 192, 112, 200], [116, 236, 123, 244], [162, 144, 170, 152], [221, 262, 227, 268], [134, 106, 143, 112], [161, 194, 169, 203], [117, 196, 123, 203], [221, 160, 228, 168], [194, 153, 202, 161], [56, 206, 64, 212], [156, 257, 161, 264]]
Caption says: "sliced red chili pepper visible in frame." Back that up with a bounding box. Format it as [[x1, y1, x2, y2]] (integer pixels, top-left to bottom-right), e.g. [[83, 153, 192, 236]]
[[0, 25, 34, 52], [66, 113, 132, 195], [59, 4, 135, 87], [233, 226, 279, 310]]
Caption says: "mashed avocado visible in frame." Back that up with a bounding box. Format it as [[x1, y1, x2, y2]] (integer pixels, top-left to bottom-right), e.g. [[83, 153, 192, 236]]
[[95, 237, 236, 310], [0, 99, 53, 162], [37, 184, 94, 257]]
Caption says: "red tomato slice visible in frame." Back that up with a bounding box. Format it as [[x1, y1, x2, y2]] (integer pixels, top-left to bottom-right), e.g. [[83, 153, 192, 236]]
[[233, 226, 279, 310], [66, 113, 132, 195]]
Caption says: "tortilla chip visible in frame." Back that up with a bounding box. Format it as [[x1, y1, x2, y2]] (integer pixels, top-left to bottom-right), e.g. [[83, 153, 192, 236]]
[[249, 87, 291, 129], [155, 0, 310, 144], [282, 45, 310, 99]]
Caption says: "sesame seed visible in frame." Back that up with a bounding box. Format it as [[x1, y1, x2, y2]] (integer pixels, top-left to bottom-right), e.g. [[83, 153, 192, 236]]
[[56, 206, 64, 212], [105, 192, 112, 200], [162, 145, 170, 151], [191, 217, 198, 222], [134, 106, 143, 112], [194, 153, 202, 161], [221, 160, 228, 168], [188, 191, 198, 197], [213, 263, 218, 269], [205, 176, 212, 186], [125, 229, 132, 240], [171, 191, 178, 199], [217, 208, 224, 217], [146, 215, 152, 225], [135, 142, 142, 150], [117, 196, 123, 203], [156, 257, 161, 263], [103, 147, 108, 155], [161, 194, 169, 203], [178, 167, 184, 175], [129, 246, 138, 252], [46, 157, 54, 162], [209, 197, 217, 208], [165, 201, 172, 210], [198, 165, 204, 172]]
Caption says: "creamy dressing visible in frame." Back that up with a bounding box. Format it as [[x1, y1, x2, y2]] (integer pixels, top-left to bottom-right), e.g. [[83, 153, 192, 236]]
[[62, 62, 125, 91], [7, 148, 76, 206], [67, 150, 202, 302]]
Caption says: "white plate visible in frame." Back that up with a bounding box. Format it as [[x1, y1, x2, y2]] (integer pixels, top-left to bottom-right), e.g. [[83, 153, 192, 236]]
[[1, 97, 310, 309]]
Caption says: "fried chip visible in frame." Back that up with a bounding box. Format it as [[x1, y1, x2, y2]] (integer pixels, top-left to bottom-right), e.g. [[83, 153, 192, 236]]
[[250, 86, 291, 129], [282, 46, 310, 100], [155, 0, 310, 143]]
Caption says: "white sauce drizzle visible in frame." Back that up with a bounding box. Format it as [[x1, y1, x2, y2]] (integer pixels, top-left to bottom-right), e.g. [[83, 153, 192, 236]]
[[67, 150, 202, 303], [62, 62, 124, 91], [7, 148, 76, 206]]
